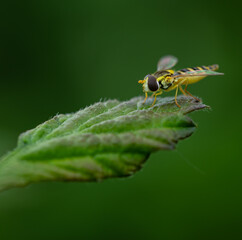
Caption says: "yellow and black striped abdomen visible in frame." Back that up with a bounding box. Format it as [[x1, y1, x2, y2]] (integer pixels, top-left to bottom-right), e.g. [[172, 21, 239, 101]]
[[168, 65, 219, 89], [206, 64, 219, 71], [176, 64, 219, 75]]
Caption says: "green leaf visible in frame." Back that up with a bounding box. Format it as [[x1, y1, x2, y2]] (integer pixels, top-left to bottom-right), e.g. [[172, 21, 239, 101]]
[[0, 96, 207, 192]]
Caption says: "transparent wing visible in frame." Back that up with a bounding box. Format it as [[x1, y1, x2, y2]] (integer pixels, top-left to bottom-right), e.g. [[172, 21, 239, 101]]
[[157, 55, 178, 71], [173, 69, 224, 78]]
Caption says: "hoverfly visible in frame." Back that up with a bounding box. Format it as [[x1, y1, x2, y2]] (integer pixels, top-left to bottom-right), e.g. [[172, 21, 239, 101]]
[[138, 55, 224, 107]]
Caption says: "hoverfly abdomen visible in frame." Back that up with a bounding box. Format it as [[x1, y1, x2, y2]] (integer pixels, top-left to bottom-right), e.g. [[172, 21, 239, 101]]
[[207, 64, 219, 71], [175, 64, 219, 76], [174, 68, 192, 75], [179, 68, 190, 73], [199, 64, 219, 71]]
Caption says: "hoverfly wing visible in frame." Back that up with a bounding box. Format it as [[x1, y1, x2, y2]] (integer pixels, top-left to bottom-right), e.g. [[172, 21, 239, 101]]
[[157, 55, 178, 71], [173, 69, 224, 78]]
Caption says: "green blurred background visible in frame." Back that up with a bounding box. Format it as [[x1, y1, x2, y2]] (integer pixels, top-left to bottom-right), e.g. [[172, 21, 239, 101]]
[[0, 0, 241, 239]]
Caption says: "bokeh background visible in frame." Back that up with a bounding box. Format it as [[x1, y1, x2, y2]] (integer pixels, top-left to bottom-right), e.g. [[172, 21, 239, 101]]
[[0, 0, 241, 239]]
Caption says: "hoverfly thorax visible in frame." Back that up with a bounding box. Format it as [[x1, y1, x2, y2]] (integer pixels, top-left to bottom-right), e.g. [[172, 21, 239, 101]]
[[160, 76, 173, 90], [155, 71, 174, 90]]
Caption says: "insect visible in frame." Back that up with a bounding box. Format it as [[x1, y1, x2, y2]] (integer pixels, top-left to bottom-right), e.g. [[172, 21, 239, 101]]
[[138, 55, 224, 107]]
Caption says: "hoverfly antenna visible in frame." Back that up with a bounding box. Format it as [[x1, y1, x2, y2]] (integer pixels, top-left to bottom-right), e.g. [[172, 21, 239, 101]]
[[138, 80, 145, 84]]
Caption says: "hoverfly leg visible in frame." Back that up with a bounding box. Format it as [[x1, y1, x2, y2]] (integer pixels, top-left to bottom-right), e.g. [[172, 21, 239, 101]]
[[143, 92, 148, 104], [179, 85, 187, 96], [184, 82, 200, 102], [175, 86, 181, 108], [149, 92, 156, 99], [151, 90, 162, 107]]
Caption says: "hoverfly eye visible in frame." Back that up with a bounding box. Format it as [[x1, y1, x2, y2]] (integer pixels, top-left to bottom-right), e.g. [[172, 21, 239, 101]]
[[147, 75, 159, 91]]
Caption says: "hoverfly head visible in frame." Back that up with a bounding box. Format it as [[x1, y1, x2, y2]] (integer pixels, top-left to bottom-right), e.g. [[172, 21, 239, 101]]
[[138, 74, 159, 92]]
